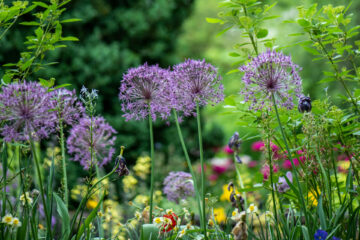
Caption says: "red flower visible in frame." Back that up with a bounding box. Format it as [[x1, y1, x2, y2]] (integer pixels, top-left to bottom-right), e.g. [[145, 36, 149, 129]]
[[162, 213, 178, 232]]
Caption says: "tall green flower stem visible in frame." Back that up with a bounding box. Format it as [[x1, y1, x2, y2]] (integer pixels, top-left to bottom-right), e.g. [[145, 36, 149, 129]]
[[265, 137, 278, 224], [148, 105, 155, 222], [173, 109, 204, 232], [196, 102, 207, 239], [271, 93, 308, 225], [95, 165, 104, 238], [29, 137, 52, 239], [59, 118, 68, 207]]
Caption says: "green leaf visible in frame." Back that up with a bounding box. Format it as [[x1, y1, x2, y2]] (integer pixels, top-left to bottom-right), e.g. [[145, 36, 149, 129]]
[[60, 18, 82, 23], [297, 18, 310, 27], [53, 84, 72, 90], [216, 26, 232, 37], [226, 69, 240, 75], [33, 1, 49, 8], [301, 226, 310, 240], [317, 195, 327, 230], [229, 52, 240, 57], [20, 21, 40, 26], [302, 46, 320, 55], [54, 193, 70, 240], [60, 36, 79, 41], [205, 17, 222, 24], [76, 194, 104, 240], [140, 224, 159, 240], [256, 28, 268, 39]]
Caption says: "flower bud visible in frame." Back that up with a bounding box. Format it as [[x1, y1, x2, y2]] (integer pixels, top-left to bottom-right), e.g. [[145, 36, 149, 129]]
[[298, 96, 312, 113]]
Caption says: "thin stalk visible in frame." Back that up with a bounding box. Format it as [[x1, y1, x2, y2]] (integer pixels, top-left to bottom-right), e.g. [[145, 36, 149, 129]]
[[196, 102, 207, 239], [173, 109, 204, 231], [29, 137, 52, 239], [148, 106, 155, 222], [271, 93, 307, 225], [266, 137, 278, 224], [233, 157, 247, 209], [59, 118, 68, 207], [95, 165, 104, 238]]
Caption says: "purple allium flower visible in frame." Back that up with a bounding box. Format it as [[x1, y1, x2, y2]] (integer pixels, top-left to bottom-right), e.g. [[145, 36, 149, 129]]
[[163, 171, 195, 203], [276, 171, 293, 193], [67, 117, 117, 169], [119, 63, 172, 121], [314, 230, 328, 240], [239, 49, 302, 111], [171, 59, 224, 116], [50, 88, 84, 126], [0, 81, 56, 142]]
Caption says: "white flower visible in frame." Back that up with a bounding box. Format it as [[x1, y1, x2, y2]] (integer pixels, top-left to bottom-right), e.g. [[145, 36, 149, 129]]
[[178, 228, 187, 237], [231, 209, 246, 221], [12, 217, 22, 228], [2, 214, 13, 225], [153, 217, 164, 227], [20, 192, 33, 206], [166, 208, 174, 215], [246, 203, 258, 215]]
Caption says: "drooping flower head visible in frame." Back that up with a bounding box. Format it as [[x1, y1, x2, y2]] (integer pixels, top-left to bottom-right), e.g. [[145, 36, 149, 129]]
[[276, 171, 293, 193], [298, 95, 312, 113], [239, 49, 302, 111], [163, 171, 195, 203], [119, 63, 172, 121], [172, 59, 224, 116], [50, 88, 84, 126], [67, 117, 117, 169], [0, 81, 56, 142]]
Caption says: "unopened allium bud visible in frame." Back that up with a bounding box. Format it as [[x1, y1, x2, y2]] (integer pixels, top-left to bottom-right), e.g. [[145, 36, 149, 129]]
[[298, 96, 312, 113], [228, 132, 241, 150]]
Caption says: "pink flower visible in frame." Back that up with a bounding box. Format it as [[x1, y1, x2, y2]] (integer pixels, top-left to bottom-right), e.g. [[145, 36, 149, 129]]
[[252, 141, 265, 151], [210, 158, 232, 174], [208, 174, 219, 181], [224, 145, 234, 154], [261, 164, 279, 181], [247, 161, 258, 168]]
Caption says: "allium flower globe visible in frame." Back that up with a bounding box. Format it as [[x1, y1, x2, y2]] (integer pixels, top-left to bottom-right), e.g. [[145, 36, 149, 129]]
[[67, 117, 117, 169], [239, 49, 302, 111], [172, 59, 224, 116], [119, 63, 172, 121], [163, 171, 195, 203], [50, 88, 84, 126], [0, 81, 56, 142]]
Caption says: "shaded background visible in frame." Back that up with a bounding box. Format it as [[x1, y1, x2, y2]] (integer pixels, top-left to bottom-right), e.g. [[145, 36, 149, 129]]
[[0, 0, 359, 198]]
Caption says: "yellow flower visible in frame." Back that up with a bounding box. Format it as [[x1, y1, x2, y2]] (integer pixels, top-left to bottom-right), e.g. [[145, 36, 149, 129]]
[[20, 192, 33, 206], [2, 214, 13, 225], [122, 175, 138, 193], [220, 184, 239, 202], [86, 199, 99, 209], [134, 195, 149, 205], [213, 207, 226, 224], [133, 156, 151, 179], [38, 224, 45, 230], [12, 218, 21, 228], [307, 190, 319, 206], [71, 185, 87, 200]]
